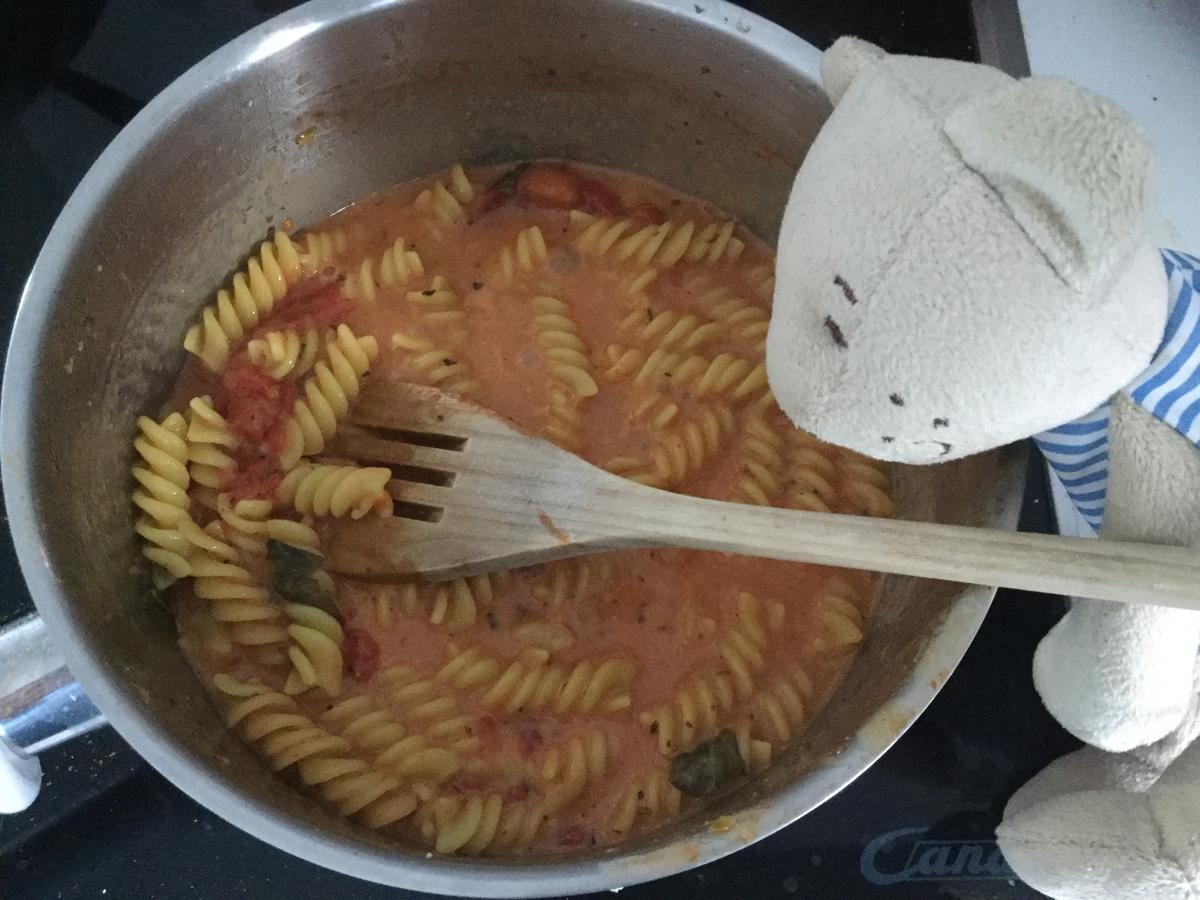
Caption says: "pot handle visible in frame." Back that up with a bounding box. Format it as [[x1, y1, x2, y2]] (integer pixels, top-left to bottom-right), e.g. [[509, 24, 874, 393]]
[[0, 613, 105, 812]]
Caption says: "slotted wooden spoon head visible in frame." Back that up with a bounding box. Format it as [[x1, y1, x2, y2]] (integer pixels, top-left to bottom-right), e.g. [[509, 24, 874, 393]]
[[325, 377, 644, 580]]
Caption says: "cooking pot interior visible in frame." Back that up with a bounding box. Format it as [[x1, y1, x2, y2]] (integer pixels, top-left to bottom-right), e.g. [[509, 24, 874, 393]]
[[9, 0, 1024, 892]]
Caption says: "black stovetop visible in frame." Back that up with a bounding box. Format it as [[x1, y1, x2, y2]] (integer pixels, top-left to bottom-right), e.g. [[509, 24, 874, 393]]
[[0, 2, 1070, 897]]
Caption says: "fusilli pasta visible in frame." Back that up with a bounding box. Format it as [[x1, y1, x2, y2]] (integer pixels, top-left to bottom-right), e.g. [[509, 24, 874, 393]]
[[184, 232, 305, 371], [810, 577, 866, 653], [605, 770, 682, 839], [496, 226, 548, 282], [730, 415, 785, 505], [375, 572, 510, 634], [413, 163, 476, 224], [538, 728, 613, 813], [283, 602, 345, 697], [473, 648, 635, 716], [414, 794, 544, 855], [343, 237, 424, 302], [571, 212, 745, 267], [131, 412, 192, 578], [215, 675, 418, 828], [281, 325, 379, 467], [185, 396, 234, 510], [246, 325, 326, 380], [278, 462, 393, 519]]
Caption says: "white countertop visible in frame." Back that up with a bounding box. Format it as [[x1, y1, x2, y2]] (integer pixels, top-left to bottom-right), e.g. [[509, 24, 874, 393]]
[[1017, 0, 1200, 248]]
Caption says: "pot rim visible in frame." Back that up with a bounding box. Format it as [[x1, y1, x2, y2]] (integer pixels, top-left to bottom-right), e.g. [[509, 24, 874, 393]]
[[0, 1, 1004, 895]]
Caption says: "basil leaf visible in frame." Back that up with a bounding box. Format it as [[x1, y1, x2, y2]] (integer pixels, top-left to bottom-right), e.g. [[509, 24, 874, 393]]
[[268, 540, 338, 616], [668, 730, 746, 798], [268, 539, 323, 578], [150, 565, 178, 592]]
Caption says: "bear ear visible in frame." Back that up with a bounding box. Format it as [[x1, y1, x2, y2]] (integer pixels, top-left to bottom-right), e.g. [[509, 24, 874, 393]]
[[945, 77, 1155, 293], [821, 36, 887, 104]]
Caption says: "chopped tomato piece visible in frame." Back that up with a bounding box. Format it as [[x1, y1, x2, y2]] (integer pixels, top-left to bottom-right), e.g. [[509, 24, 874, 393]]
[[223, 454, 283, 502], [342, 628, 380, 681], [469, 187, 512, 218], [269, 277, 353, 331], [502, 782, 531, 803], [627, 202, 665, 225], [514, 720, 545, 758], [517, 165, 580, 209], [576, 178, 623, 216], [218, 359, 297, 449], [475, 715, 500, 753]]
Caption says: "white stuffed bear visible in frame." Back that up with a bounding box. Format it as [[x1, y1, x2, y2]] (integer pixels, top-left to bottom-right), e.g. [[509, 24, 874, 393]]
[[768, 37, 1200, 899]]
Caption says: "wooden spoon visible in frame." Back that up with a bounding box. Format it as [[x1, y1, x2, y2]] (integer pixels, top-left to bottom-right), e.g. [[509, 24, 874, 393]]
[[323, 379, 1200, 611]]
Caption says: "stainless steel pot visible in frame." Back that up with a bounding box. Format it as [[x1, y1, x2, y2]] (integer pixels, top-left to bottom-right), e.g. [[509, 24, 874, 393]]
[[0, 0, 1026, 894]]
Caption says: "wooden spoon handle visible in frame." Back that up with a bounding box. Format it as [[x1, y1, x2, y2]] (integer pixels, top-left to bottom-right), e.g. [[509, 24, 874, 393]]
[[619, 491, 1200, 610]]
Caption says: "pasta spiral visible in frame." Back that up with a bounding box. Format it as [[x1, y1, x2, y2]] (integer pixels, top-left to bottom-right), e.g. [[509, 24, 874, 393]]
[[185, 395, 235, 509], [321, 690, 466, 798], [375, 572, 510, 633], [406, 275, 467, 332], [246, 325, 326, 380], [640, 668, 736, 755], [640, 593, 775, 753], [730, 415, 784, 505], [436, 646, 502, 692], [538, 728, 614, 813], [211, 496, 334, 598], [645, 405, 737, 486], [496, 226, 548, 282], [131, 412, 192, 578], [389, 331, 480, 398], [783, 431, 894, 518], [321, 694, 410, 763], [619, 307, 724, 353], [414, 794, 544, 855], [373, 666, 476, 743], [810, 577, 866, 653], [283, 602, 345, 697], [513, 621, 575, 653], [278, 462, 393, 519], [732, 717, 774, 774], [178, 517, 287, 651], [745, 262, 775, 302], [571, 212, 745, 267], [623, 267, 658, 306], [601, 344, 767, 402], [214, 493, 271, 559], [601, 404, 735, 488], [476, 649, 635, 716], [746, 662, 814, 745], [215, 675, 418, 828], [183, 232, 304, 371], [343, 237, 424, 302], [282, 325, 379, 467], [414, 163, 476, 223], [297, 229, 348, 275], [533, 295, 597, 397], [783, 429, 840, 513], [839, 453, 895, 518], [529, 556, 614, 611], [606, 770, 682, 839], [695, 286, 771, 352], [531, 294, 595, 451]]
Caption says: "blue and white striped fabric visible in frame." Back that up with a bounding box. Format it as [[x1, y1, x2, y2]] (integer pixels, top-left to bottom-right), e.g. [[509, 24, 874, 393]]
[[1035, 249, 1200, 534]]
